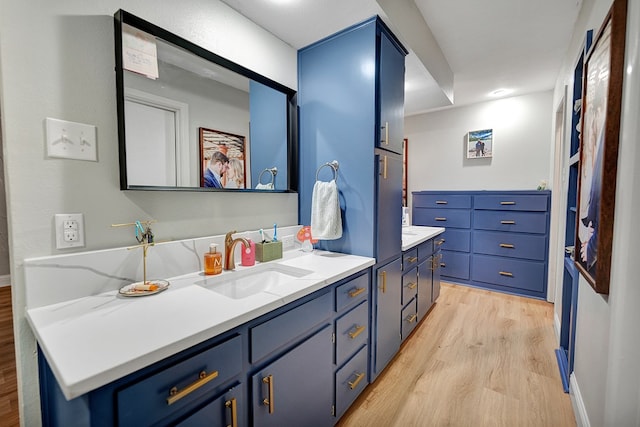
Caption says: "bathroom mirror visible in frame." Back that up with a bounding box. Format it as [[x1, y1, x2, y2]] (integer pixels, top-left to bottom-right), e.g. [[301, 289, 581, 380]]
[[114, 10, 297, 192]]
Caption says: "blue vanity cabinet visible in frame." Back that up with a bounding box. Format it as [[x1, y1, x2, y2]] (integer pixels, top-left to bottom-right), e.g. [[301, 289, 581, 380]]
[[372, 257, 402, 378], [416, 238, 436, 321]]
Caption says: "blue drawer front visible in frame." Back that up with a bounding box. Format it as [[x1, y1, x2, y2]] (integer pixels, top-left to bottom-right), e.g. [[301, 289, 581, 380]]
[[474, 231, 547, 261], [413, 208, 471, 229], [402, 267, 418, 305], [472, 255, 546, 293], [438, 229, 470, 253], [401, 298, 418, 340], [474, 210, 547, 234], [336, 301, 369, 366], [417, 238, 434, 262], [413, 193, 472, 209], [335, 272, 369, 312], [403, 248, 418, 270], [474, 194, 548, 211], [335, 345, 368, 418], [439, 250, 470, 280], [251, 291, 332, 363]]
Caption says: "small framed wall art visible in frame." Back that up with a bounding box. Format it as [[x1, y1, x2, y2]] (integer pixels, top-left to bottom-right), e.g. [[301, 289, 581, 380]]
[[467, 129, 493, 159]]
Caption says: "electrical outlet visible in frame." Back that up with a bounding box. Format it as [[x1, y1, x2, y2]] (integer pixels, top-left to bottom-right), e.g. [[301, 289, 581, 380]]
[[55, 213, 85, 249], [281, 234, 294, 250]]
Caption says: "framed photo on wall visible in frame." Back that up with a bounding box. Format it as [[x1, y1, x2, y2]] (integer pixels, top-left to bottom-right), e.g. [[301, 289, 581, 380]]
[[467, 129, 493, 159], [574, 0, 627, 294], [199, 127, 247, 189]]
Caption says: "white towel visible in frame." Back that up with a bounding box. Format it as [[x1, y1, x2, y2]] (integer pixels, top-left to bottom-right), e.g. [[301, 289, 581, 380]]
[[311, 180, 342, 240], [255, 183, 274, 190]]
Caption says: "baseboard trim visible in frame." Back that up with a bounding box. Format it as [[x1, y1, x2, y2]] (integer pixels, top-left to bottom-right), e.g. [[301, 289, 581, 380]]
[[554, 312, 561, 341], [0, 275, 10, 287], [570, 372, 590, 427]]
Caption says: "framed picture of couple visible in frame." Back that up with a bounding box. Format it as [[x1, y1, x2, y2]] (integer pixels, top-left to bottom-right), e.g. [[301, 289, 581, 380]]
[[467, 129, 493, 159], [199, 127, 247, 189]]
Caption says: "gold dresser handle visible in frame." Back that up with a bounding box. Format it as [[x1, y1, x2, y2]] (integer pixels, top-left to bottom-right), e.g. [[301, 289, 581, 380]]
[[407, 256, 418, 263], [348, 325, 366, 339], [407, 282, 417, 290], [500, 201, 516, 205], [501, 220, 516, 225], [382, 156, 388, 179], [499, 243, 515, 248], [225, 398, 238, 427], [167, 370, 219, 405], [406, 314, 418, 323], [348, 287, 365, 298], [380, 271, 387, 293], [348, 372, 365, 390], [381, 121, 389, 145], [499, 271, 514, 277], [435, 217, 447, 221], [435, 200, 448, 205], [263, 374, 274, 414], [436, 238, 445, 246]]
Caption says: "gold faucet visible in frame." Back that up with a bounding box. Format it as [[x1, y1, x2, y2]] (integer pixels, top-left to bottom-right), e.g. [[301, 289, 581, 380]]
[[225, 231, 250, 270]]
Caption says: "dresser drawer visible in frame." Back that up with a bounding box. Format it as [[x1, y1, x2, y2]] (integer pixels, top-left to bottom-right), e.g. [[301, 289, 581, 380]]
[[474, 231, 547, 261], [471, 255, 546, 293], [335, 301, 368, 366], [251, 291, 331, 363], [335, 272, 369, 312], [413, 208, 471, 229], [438, 229, 470, 253], [417, 238, 434, 262], [413, 193, 472, 209], [439, 251, 470, 280], [401, 298, 418, 340], [117, 335, 242, 427], [402, 248, 419, 270], [474, 194, 549, 211], [335, 345, 368, 418], [402, 267, 418, 305], [474, 210, 547, 234]]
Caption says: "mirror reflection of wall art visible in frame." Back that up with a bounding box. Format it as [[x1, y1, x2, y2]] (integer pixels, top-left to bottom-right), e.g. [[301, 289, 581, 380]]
[[199, 128, 246, 189], [467, 129, 493, 159]]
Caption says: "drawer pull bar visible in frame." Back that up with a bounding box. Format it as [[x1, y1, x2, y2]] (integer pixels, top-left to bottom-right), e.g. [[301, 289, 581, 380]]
[[440, 263, 446, 267], [383, 122, 389, 145], [436, 238, 445, 246], [500, 201, 516, 205], [263, 374, 274, 414], [407, 282, 417, 290], [380, 156, 388, 179], [225, 398, 238, 427], [348, 325, 366, 339], [499, 243, 515, 248], [406, 314, 418, 323], [501, 220, 516, 225], [380, 271, 387, 293], [499, 271, 514, 277], [407, 256, 418, 263], [167, 370, 219, 405], [348, 287, 366, 298], [435, 200, 448, 205], [435, 217, 447, 221], [348, 372, 366, 390]]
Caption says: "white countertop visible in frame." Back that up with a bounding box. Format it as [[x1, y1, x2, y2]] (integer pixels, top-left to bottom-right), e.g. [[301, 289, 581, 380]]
[[26, 249, 374, 400], [401, 225, 445, 251]]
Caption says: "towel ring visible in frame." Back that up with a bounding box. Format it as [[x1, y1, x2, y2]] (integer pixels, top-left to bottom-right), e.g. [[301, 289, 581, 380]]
[[315, 160, 339, 182], [258, 167, 278, 185]]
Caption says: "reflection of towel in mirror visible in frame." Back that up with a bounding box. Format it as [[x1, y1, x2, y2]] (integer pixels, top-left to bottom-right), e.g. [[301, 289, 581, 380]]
[[255, 183, 274, 190], [311, 180, 342, 240]]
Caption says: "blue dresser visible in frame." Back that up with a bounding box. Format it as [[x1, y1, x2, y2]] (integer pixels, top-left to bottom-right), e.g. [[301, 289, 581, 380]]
[[412, 190, 551, 299]]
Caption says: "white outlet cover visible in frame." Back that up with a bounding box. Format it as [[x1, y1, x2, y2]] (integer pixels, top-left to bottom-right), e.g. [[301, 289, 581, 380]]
[[55, 213, 85, 249], [46, 118, 97, 161]]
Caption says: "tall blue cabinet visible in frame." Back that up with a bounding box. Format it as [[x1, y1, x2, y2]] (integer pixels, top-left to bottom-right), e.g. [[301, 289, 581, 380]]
[[298, 17, 407, 381]]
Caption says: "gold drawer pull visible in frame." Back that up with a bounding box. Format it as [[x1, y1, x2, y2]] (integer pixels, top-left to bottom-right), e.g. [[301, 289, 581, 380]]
[[380, 156, 388, 179], [382, 121, 389, 145], [440, 263, 446, 267], [262, 374, 274, 414], [435, 200, 448, 204], [499, 271, 514, 277], [499, 243, 515, 248], [500, 201, 516, 205], [348, 372, 366, 390], [501, 220, 516, 225], [348, 287, 365, 298], [167, 370, 219, 405], [380, 271, 387, 293], [407, 282, 417, 290], [435, 217, 447, 221], [348, 325, 366, 339], [407, 256, 418, 263], [436, 238, 445, 246], [225, 398, 238, 427], [406, 314, 418, 323]]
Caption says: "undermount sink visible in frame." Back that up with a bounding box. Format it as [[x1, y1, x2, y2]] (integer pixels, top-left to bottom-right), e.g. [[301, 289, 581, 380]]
[[196, 263, 314, 299]]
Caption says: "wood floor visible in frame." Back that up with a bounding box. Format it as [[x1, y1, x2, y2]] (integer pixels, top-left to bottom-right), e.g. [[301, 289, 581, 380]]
[[0, 286, 19, 427], [338, 283, 576, 427]]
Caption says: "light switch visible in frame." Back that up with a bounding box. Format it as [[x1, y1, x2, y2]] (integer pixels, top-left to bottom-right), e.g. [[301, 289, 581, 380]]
[[46, 118, 97, 161]]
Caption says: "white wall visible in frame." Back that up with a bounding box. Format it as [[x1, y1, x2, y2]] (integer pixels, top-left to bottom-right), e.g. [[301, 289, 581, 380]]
[[404, 91, 553, 209], [0, 1, 297, 425]]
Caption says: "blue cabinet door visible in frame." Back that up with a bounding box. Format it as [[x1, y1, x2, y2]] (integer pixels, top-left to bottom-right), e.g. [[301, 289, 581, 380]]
[[432, 250, 442, 302], [252, 325, 333, 427], [374, 258, 402, 375], [378, 31, 405, 155], [176, 385, 244, 427], [417, 257, 434, 320], [376, 151, 402, 263]]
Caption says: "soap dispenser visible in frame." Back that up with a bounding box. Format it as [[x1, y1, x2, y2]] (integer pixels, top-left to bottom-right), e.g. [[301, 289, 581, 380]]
[[204, 243, 222, 275]]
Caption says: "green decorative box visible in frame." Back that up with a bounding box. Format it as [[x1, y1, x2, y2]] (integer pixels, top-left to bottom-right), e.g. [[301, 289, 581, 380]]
[[255, 241, 283, 262]]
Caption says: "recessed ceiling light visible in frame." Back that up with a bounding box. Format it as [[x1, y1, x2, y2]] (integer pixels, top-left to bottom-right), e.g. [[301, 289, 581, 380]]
[[489, 88, 512, 97]]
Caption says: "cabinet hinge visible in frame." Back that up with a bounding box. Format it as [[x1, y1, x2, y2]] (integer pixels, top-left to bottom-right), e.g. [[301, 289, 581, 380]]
[[332, 405, 336, 416], [332, 333, 336, 344]]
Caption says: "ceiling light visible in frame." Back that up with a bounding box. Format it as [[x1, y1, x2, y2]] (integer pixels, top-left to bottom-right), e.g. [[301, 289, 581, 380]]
[[489, 88, 512, 97]]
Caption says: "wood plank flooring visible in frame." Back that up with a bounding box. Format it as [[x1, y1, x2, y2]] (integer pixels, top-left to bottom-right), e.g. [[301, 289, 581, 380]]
[[337, 283, 576, 427], [0, 286, 19, 427]]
